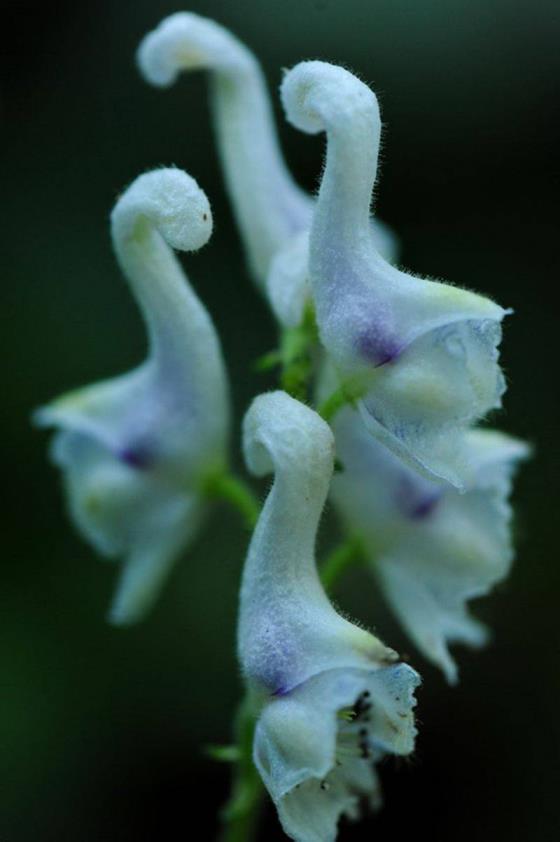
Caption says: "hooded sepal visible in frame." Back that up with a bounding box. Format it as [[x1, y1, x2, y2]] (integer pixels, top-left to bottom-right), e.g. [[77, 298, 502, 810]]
[[138, 14, 399, 307], [34, 168, 230, 624], [281, 61, 509, 486], [238, 392, 420, 839], [137, 12, 311, 285]]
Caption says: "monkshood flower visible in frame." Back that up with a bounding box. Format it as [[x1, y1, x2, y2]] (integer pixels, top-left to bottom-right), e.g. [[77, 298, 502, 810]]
[[239, 391, 420, 842], [281, 61, 509, 488], [34, 168, 229, 626], [137, 12, 397, 321], [330, 403, 528, 683]]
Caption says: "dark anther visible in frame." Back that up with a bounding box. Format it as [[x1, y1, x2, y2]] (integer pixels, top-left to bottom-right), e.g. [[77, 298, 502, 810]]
[[354, 691, 373, 720]]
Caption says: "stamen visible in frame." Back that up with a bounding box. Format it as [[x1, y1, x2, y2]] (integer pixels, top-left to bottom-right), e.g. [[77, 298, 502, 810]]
[[353, 690, 373, 720], [337, 707, 357, 722], [358, 727, 372, 759]]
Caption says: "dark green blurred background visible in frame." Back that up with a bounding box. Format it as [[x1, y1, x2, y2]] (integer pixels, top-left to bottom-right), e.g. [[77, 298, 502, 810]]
[[2, 1, 559, 839]]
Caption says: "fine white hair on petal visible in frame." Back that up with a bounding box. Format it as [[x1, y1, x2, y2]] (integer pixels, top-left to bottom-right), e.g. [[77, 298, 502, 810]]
[[282, 61, 509, 488], [137, 12, 311, 286], [111, 167, 213, 252], [137, 13, 399, 309], [281, 60, 381, 137], [242, 389, 335, 480], [34, 168, 229, 625], [239, 391, 399, 695], [137, 11, 255, 85]]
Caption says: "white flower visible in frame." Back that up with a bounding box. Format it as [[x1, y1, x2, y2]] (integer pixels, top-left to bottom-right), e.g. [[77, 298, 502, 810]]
[[281, 61, 509, 488], [239, 391, 420, 842], [137, 12, 398, 323], [330, 403, 529, 683], [34, 168, 229, 626]]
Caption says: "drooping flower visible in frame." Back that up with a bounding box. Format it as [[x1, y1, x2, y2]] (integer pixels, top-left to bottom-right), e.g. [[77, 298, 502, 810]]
[[137, 12, 398, 323], [239, 391, 420, 842], [330, 402, 529, 683], [281, 61, 509, 488], [34, 168, 229, 625]]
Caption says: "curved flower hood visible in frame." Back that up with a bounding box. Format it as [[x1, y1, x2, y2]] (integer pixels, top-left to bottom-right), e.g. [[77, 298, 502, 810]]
[[34, 168, 230, 625], [137, 13, 398, 317], [281, 61, 509, 488], [239, 391, 419, 841], [330, 404, 529, 682]]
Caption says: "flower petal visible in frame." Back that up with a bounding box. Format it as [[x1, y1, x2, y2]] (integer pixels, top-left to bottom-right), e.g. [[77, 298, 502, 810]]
[[331, 406, 528, 680], [34, 169, 229, 623], [139, 14, 399, 302], [138, 12, 311, 285], [239, 393, 396, 697], [254, 664, 419, 842], [282, 61, 509, 486]]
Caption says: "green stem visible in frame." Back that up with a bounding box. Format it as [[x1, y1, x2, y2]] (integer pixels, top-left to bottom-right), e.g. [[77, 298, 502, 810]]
[[320, 534, 365, 592], [205, 472, 260, 529], [317, 385, 351, 423], [255, 305, 318, 401], [279, 321, 314, 400], [318, 373, 369, 423], [218, 697, 264, 842]]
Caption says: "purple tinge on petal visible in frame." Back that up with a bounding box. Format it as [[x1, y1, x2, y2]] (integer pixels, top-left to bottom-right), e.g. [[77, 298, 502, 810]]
[[271, 672, 311, 699], [355, 329, 403, 367], [117, 445, 153, 470], [260, 653, 297, 697], [250, 632, 300, 697], [396, 474, 442, 520], [409, 493, 441, 520]]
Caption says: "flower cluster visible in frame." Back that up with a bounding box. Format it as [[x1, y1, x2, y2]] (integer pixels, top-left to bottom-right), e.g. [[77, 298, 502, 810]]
[[35, 11, 528, 842]]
